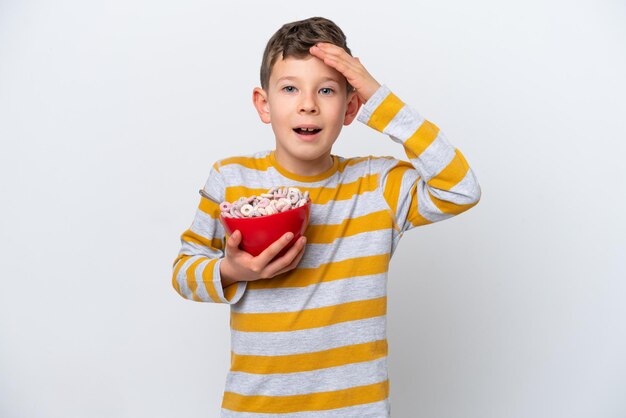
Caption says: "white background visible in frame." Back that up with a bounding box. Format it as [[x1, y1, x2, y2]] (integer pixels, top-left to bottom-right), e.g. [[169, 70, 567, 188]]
[[1, 1, 625, 417]]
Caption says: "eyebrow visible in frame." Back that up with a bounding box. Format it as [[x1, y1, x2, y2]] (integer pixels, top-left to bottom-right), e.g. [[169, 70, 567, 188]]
[[275, 76, 340, 84]]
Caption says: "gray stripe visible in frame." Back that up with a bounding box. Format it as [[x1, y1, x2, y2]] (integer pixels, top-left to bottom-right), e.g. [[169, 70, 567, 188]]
[[175, 255, 204, 300], [356, 84, 391, 126], [219, 155, 392, 189], [180, 239, 222, 259], [230, 316, 387, 356], [191, 208, 225, 241], [308, 190, 389, 225], [225, 357, 388, 396], [214, 258, 247, 304], [232, 271, 387, 313], [298, 228, 392, 268], [440, 168, 482, 204], [192, 258, 211, 301], [221, 398, 390, 418], [409, 131, 457, 183], [416, 178, 450, 223], [380, 102, 426, 146]]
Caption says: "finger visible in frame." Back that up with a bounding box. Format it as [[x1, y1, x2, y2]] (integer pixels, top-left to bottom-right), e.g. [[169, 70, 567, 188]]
[[311, 45, 343, 62], [256, 232, 294, 264], [226, 230, 242, 252], [323, 58, 357, 83], [316, 42, 346, 55], [268, 237, 307, 276], [273, 239, 307, 276], [315, 44, 353, 61]]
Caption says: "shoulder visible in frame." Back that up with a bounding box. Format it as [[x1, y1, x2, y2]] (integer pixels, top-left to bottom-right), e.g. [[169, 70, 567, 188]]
[[338, 154, 403, 175], [204, 150, 269, 195], [211, 149, 271, 173]]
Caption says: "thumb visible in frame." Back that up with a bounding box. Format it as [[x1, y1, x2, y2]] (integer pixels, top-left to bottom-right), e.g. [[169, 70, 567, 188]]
[[227, 230, 241, 248]]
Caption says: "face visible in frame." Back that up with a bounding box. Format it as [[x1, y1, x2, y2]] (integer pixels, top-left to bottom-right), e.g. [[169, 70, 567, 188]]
[[253, 53, 360, 175]]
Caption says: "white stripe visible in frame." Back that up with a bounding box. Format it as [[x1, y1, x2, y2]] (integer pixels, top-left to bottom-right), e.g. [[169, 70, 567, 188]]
[[356, 83, 392, 126], [408, 131, 457, 183], [380, 103, 426, 146], [203, 167, 227, 202], [298, 228, 392, 268], [214, 258, 247, 304], [219, 155, 393, 189], [191, 207, 225, 239], [180, 239, 222, 259], [193, 259, 211, 301], [416, 180, 451, 223], [175, 255, 204, 299], [232, 271, 387, 313], [308, 190, 389, 225], [231, 316, 387, 356], [225, 357, 388, 396], [220, 398, 390, 418], [441, 167, 482, 204], [382, 167, 420, 228], [224, 167, 390, 197]]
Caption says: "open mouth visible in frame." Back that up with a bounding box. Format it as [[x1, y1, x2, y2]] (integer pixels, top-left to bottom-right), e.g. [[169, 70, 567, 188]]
[[293, 128, 322, 136]]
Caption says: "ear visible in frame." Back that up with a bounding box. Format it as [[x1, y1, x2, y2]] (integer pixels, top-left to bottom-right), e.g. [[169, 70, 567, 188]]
[[252, 87, 271, 124], [343, 90, 362, 126]]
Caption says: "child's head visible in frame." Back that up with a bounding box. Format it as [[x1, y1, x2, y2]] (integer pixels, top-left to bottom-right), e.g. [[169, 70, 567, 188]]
[[259, 17, 356, 95], [252, 17, 362, 176]]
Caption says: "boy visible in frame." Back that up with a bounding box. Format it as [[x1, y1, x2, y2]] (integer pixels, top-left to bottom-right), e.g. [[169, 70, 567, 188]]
[[172, 16, 481, 417]]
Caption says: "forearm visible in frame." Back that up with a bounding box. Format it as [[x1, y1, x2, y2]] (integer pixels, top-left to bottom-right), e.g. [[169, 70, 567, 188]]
[[358, 84, 481, 230]]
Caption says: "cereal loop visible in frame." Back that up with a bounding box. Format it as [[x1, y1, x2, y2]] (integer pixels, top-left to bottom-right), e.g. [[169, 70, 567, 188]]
[[219, 186, 311, 218]]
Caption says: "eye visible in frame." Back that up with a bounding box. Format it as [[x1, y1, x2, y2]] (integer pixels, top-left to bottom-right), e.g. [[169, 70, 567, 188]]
[[282, 86, 297, 93], [320, 87, 334, 95]]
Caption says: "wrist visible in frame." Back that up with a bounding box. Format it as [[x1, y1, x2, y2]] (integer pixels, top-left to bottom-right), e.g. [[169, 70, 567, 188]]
[[360, 81, 381, 103], [219, 258, 238, 288]]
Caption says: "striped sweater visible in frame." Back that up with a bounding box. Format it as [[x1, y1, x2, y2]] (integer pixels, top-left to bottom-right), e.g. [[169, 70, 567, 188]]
[[172, 84, 481, 417]]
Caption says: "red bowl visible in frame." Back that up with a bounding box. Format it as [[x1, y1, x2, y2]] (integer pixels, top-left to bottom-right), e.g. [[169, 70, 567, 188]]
[[219, 202, 311, 258]]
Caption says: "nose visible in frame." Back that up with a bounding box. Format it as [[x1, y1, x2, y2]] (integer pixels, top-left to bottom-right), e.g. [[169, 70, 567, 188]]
[[298, 90, 319, 114]]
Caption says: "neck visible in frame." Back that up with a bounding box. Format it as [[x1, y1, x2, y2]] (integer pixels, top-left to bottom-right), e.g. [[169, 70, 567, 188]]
[[274, 149, 334, 177]]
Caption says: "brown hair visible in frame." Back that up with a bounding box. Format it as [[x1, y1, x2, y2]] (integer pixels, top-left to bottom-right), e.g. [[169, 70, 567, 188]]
[[260, 17, 355, 96]]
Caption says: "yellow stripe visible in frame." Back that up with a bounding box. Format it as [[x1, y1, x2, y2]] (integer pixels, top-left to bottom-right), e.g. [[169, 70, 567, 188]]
[[219, 155, 273, 171], [219, 154, 393, 175], [199, 196, 221, 218], [171, 254, 189, 295], [185, 257, 205, 302], [231, 339, 388, 374], [172, 253, 186, 268], [427, 148, 470, 191], [201, 258, 221, 302], [180, 229, 224, 251], [222, 379, 389, 413], [338, 156, 369, 171], [196, 259, 240, 303], [404, 119, 440, 157], [225, 173, 379, 205], [336, 155, 395, 172], [427, 189, 480, 216], [406, 183, 432, 227], [382, 161, 413, 216], [367, 92, 404, 132], [250, 253, 390, 290], [231, 296, 386, 332], [223, 281, 240, 302], [306, 210, 392, 244]]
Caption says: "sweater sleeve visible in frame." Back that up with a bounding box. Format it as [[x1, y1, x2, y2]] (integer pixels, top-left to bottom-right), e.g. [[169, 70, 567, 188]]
[[171, 163, 247, 304], [356, 84, 481, 233]]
